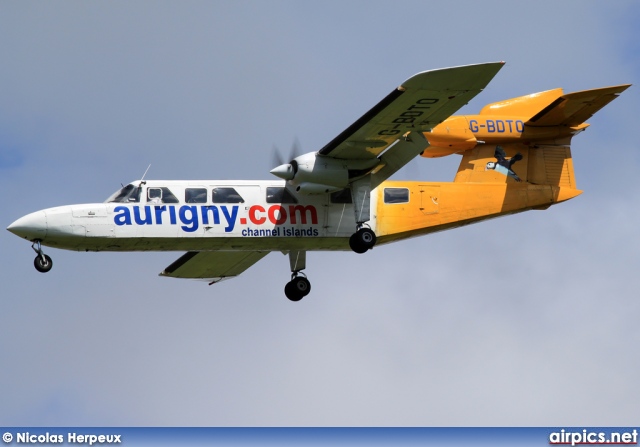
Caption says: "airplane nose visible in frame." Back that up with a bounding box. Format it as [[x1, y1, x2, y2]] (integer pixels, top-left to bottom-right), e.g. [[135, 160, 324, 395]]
[[7, 210, 47, 240]]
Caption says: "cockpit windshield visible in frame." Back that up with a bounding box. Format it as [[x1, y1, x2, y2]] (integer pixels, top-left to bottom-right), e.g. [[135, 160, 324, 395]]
[[105, 183, 142, 203]]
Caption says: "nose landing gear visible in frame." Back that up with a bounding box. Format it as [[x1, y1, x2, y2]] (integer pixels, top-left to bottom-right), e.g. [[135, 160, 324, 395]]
[[31, 240, 52, 273]]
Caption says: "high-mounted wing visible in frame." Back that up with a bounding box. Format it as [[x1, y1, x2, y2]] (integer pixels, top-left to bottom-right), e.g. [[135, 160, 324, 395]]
[[160, 251, 269, 284], [318, 62, 505, 161], [270, 63, 505, 193], [269, 63, 506, 227]]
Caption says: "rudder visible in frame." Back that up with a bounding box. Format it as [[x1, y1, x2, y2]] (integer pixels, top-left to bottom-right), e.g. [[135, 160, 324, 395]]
[[454, 143, 576, 189]]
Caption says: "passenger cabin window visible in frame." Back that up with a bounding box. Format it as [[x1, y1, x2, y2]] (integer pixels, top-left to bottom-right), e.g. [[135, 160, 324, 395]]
[[147, 187, 179, 204], [107, 184, 141, 203], [384, 188, 409, 204], [266, 187, 298, 204], [185, 188, 207, 203], [330, 189, 352, 204], [212, 187, 244, 203]]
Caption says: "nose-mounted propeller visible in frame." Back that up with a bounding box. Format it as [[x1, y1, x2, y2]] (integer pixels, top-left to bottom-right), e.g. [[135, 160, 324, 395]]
[[270, 139, 301, 181]]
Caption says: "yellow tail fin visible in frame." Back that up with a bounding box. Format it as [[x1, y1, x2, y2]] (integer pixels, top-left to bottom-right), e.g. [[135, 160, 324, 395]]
[[453, 84, 631, 189], [454, 144, 576, 189]]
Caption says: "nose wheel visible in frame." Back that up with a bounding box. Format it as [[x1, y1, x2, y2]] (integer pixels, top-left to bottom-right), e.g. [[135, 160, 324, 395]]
[[285, 273, 311, 302], [349, 227, 377, 254], [31, 240, 53, 273]]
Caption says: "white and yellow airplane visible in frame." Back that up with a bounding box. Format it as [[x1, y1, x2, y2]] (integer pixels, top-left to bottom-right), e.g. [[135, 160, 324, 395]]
[[7, 62, 630, 301]]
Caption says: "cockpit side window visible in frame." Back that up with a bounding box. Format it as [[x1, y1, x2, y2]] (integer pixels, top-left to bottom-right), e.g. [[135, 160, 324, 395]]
[[107, 184, 142, 203], [148, 188, 162, 203], [185, 188, 207, 203], [212, 187, 245, 203], [266, 187, 298, 204], [147, 187, 180, 204]]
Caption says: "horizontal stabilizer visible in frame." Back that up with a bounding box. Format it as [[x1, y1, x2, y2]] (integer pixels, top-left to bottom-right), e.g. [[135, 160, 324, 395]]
[[479, 88, 563, 117], [160, 250, 269, 283], [526, 85, 631, 127]]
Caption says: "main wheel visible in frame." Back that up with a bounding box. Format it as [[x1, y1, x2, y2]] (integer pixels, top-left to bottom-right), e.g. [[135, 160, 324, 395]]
[[284, 282, 301, 301], [349, 228, 377, 253], [285, 276, 311, 301], [34, 254, 53, 273], [356, 228, 377, 248], [349, 233, 368, 254]]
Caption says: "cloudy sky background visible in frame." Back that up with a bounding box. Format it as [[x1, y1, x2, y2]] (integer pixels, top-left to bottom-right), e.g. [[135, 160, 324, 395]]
[[1, 1, 639, 426]]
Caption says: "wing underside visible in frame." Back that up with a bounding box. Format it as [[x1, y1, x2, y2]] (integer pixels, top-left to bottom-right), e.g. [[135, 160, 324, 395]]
[[318, 62, 506, 162], [160, 250, 269, 283]]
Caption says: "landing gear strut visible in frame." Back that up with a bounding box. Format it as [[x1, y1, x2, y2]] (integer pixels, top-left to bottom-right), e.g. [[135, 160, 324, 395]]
[[285, 250, 311, 301], [31, 240, 52, 273], [348, 177, 376, 254], [349, 226, 377, 254]]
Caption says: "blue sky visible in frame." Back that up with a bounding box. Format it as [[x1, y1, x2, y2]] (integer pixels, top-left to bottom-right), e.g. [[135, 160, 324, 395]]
[[1, 0, 639, 426]]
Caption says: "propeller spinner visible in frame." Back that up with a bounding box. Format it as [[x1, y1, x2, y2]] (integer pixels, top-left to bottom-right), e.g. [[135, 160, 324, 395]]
[[270, 160, 297, 180], [270, 139, 301, 181]]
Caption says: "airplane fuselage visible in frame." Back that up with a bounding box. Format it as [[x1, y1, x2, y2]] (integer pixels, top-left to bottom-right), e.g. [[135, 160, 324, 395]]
[[8, 177, 578, 254], [7, 62, 627, 301]]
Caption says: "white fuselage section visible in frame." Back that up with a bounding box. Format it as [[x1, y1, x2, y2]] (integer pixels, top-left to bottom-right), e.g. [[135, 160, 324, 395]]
[[9, 180, 378, 253]]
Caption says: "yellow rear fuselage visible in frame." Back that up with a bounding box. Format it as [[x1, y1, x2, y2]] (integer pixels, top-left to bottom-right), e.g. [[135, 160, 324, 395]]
[[374, 180, 579, 245]]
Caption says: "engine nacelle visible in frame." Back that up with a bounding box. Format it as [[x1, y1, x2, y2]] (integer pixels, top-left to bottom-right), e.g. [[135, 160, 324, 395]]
[[271, 151, 378, 194], [292, 152, 349, 190]]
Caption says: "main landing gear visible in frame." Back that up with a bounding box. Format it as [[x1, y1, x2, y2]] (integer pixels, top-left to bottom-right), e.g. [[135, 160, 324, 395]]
[[348, 178, 376, 254], [285, 272, 311, 302], [284, 250, 311, 302], [349, 226, 377, 254], [31, 240, 52, 273]]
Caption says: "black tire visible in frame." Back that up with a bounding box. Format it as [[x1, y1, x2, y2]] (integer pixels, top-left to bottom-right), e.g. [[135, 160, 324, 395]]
[[356, 228, 377, 248], [292, 276, 311, 296], [34, 254, 53, 273], [285, 277, 311, 301], [285, 282, 303, 302], [349, 233, 368, 254]]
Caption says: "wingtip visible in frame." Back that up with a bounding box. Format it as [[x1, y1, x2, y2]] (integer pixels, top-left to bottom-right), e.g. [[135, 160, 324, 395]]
[[402, 61, 506, 90]]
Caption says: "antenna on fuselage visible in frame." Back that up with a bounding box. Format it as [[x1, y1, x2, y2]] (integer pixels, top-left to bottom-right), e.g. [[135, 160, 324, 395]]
[[132, 165, 151, 202], [140, 164, 151, 185]]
